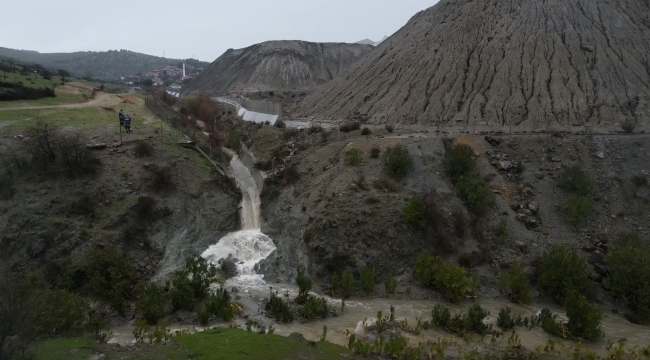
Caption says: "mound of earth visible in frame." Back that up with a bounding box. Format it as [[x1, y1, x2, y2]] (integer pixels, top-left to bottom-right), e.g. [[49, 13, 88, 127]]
[[296, 0, 650, 129], [183, 41, 374, 94]]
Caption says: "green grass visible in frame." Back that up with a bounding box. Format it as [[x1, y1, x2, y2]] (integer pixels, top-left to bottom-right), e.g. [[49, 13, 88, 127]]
[[30, 328, 352, 360], [0, 84, 92, 109]]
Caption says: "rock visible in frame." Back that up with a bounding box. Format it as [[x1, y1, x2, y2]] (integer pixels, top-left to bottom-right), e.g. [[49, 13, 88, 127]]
[[86, 143, 107, 150], [231, 287, 239, 293], [597, 233, 608, 244], [349, 183, 360, 192], [515, 241, 527, 250], [527, 202, 538, 213], [593, 263, 609, 275], [582, 244, 596, 252], [535, 173, 544, 180], [484, 135, 502, 146], [497, 160, 513, 171], [581, 45, 595, 52], [522, 187, 534, 198], [595, 151, 605, 159], [587, 250, 605, 265]]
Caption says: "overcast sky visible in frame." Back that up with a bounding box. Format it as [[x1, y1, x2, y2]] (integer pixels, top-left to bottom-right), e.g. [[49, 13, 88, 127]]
[[1, 0, 436, 62]]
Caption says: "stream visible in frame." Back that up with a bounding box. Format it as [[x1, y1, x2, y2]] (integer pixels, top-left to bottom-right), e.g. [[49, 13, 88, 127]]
[[108, 149, 650, 356]]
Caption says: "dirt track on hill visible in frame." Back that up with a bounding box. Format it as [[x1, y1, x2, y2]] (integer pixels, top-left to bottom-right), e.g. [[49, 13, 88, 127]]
[[0, 92, 116, 111]]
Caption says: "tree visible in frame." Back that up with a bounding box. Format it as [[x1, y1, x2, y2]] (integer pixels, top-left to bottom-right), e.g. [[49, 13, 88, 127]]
[[498, 262, 532, 304], [140, 78, 153, 87], [57, 69, 70, 84], [163, 79, 173, 87], [607, 233, 650, 323]]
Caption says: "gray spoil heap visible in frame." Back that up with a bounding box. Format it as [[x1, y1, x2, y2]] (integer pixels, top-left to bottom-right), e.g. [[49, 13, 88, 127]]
[[183, 40, 374, 94], [295, 0, 650, 129]]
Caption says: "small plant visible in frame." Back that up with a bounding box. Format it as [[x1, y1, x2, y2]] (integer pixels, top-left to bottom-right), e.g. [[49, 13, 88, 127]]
[[360, 267, 376, 294], [299, 295, 328, 319], [206, 286, 234, 321], [344, 148, 363, 166], [341, 267, 355, 299], [361, 127, 371, 136], [382, 144, 413, 178], [295, 265, 313, 304], [265, 291, 293, 322], [466, 304, 490, 335], [385, 124, 395, 133], [330, 273, 340, 296], [537, 245, 594, 303], [281, 166, 300, 186], [563, 194, 594, 224], [498, 262, 532, 304], [538, 308, 565, 338], [495, 219, 509, 243], [385, 276, 397, 295], [274, 120, 286, 128], [404, 197, 426, 228], [558, 166, 593, 196], [431, 304, 451, 329], [455, 171, 494, 215], [497, 307, 522, 331], [70, 193, 97, 217], [320, 326, 328, 342], [82, 246, 135, 314], [227, 130, 241, 151], [0, 176, 15, 200], [370, 145, 381, 158], [134, 196, 156, 221]]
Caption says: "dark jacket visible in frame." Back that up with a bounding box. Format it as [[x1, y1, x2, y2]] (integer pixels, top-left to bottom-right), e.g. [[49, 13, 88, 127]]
[[123, 115, 131, 127]]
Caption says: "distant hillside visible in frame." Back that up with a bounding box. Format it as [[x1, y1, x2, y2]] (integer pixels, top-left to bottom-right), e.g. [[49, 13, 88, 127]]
[[0, 47, 209, 81], [183, 41, 374, 94]]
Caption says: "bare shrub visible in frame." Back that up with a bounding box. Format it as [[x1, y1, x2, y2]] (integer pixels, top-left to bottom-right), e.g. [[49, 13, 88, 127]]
[[282, 166, 300, 186], [320, 130, 332, 143], [283, 128, 299, 140], [373, 176, 398, 192], [148, 165, 174, 192], [339, 123, 351, 133], [385, 124, 395, 133], [361, 127, 371, 136], [274, 120, 286, 128], [70, 193, 97, 217], [452, 208, 466, 237], [350, 122, 361, 131], [352, 172, 366, 190], [370, 145, 381, 158], [25, 120, 57, 171], [622, 119, 637, 133], [134, 196, 156, 221], [134, 141, 154, 158], [56, 132, 101, 175]]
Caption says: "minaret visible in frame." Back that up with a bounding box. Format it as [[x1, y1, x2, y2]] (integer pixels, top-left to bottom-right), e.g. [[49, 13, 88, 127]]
[[183, 63, 186, 78]]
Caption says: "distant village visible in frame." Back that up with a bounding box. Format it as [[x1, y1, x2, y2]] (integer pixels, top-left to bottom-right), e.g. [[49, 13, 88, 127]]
[[119, 63, 203, 88]]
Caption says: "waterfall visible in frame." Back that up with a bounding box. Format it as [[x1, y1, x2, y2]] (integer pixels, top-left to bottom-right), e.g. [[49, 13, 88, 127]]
[[201, 154, 276, 285]]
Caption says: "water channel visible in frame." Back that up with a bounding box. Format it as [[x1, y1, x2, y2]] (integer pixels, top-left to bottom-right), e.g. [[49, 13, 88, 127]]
[[109, 148, 650, 356]]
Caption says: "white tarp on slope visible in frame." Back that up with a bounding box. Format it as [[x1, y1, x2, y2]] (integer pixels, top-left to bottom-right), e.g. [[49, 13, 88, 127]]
[[237, 107, 278, 125]]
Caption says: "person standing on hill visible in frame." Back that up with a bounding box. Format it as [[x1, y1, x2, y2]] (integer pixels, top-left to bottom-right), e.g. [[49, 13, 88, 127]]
[[123, 114, 132, 133], [119, 109, 125, 127]]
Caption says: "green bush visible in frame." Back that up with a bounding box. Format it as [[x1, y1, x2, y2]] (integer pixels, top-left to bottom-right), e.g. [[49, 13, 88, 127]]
[[455, 172, 494, 215], [404, 198, 425, 228], [565, 293, 603, 340], [537, 245, 593, 304], [370, 146, 381, 158], [414, 254, 472, 303], [344, 148, 363, 166], [265, 291, 293, 323], [495, 219, 509, 243], [430, 304, 489, 335], [205, 286, 234, 321], [170, 274, 195, 311], [607, 233, 650, 323], [443, 143, 475, 182], [558, 166, 593, 196], [360, 267, 376, 294], [295, 265, 313, 304], [498, 262, 532, 304], [497, 307, 522, 331], [0, 175, 15, 200], [82, 246, 134, 314], [341, 268, 355, 299], [382, 145, 413, 178], [385, 276, 397, 295], [299, 295, 328, 319], [32, 289, 90, 335], [431, 304, 451, 329], [136, 283, 169, 324], [330, 273, 340, 296], [562, 194, 594, 224]]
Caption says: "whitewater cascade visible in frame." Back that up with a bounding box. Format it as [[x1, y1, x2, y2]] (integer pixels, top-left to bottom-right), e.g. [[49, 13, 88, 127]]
[[201, 154, 275, 284]]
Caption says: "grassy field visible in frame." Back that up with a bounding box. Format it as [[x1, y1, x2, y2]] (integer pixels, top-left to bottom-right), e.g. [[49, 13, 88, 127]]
[[0, 82, 96, 109], [30, 328, 353, 360]]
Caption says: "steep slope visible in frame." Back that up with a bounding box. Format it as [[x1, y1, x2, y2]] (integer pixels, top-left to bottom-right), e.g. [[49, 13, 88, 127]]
[[296, 0, 650, 129], [0, 47, 208, 80], [183, 41, 374, 94]]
